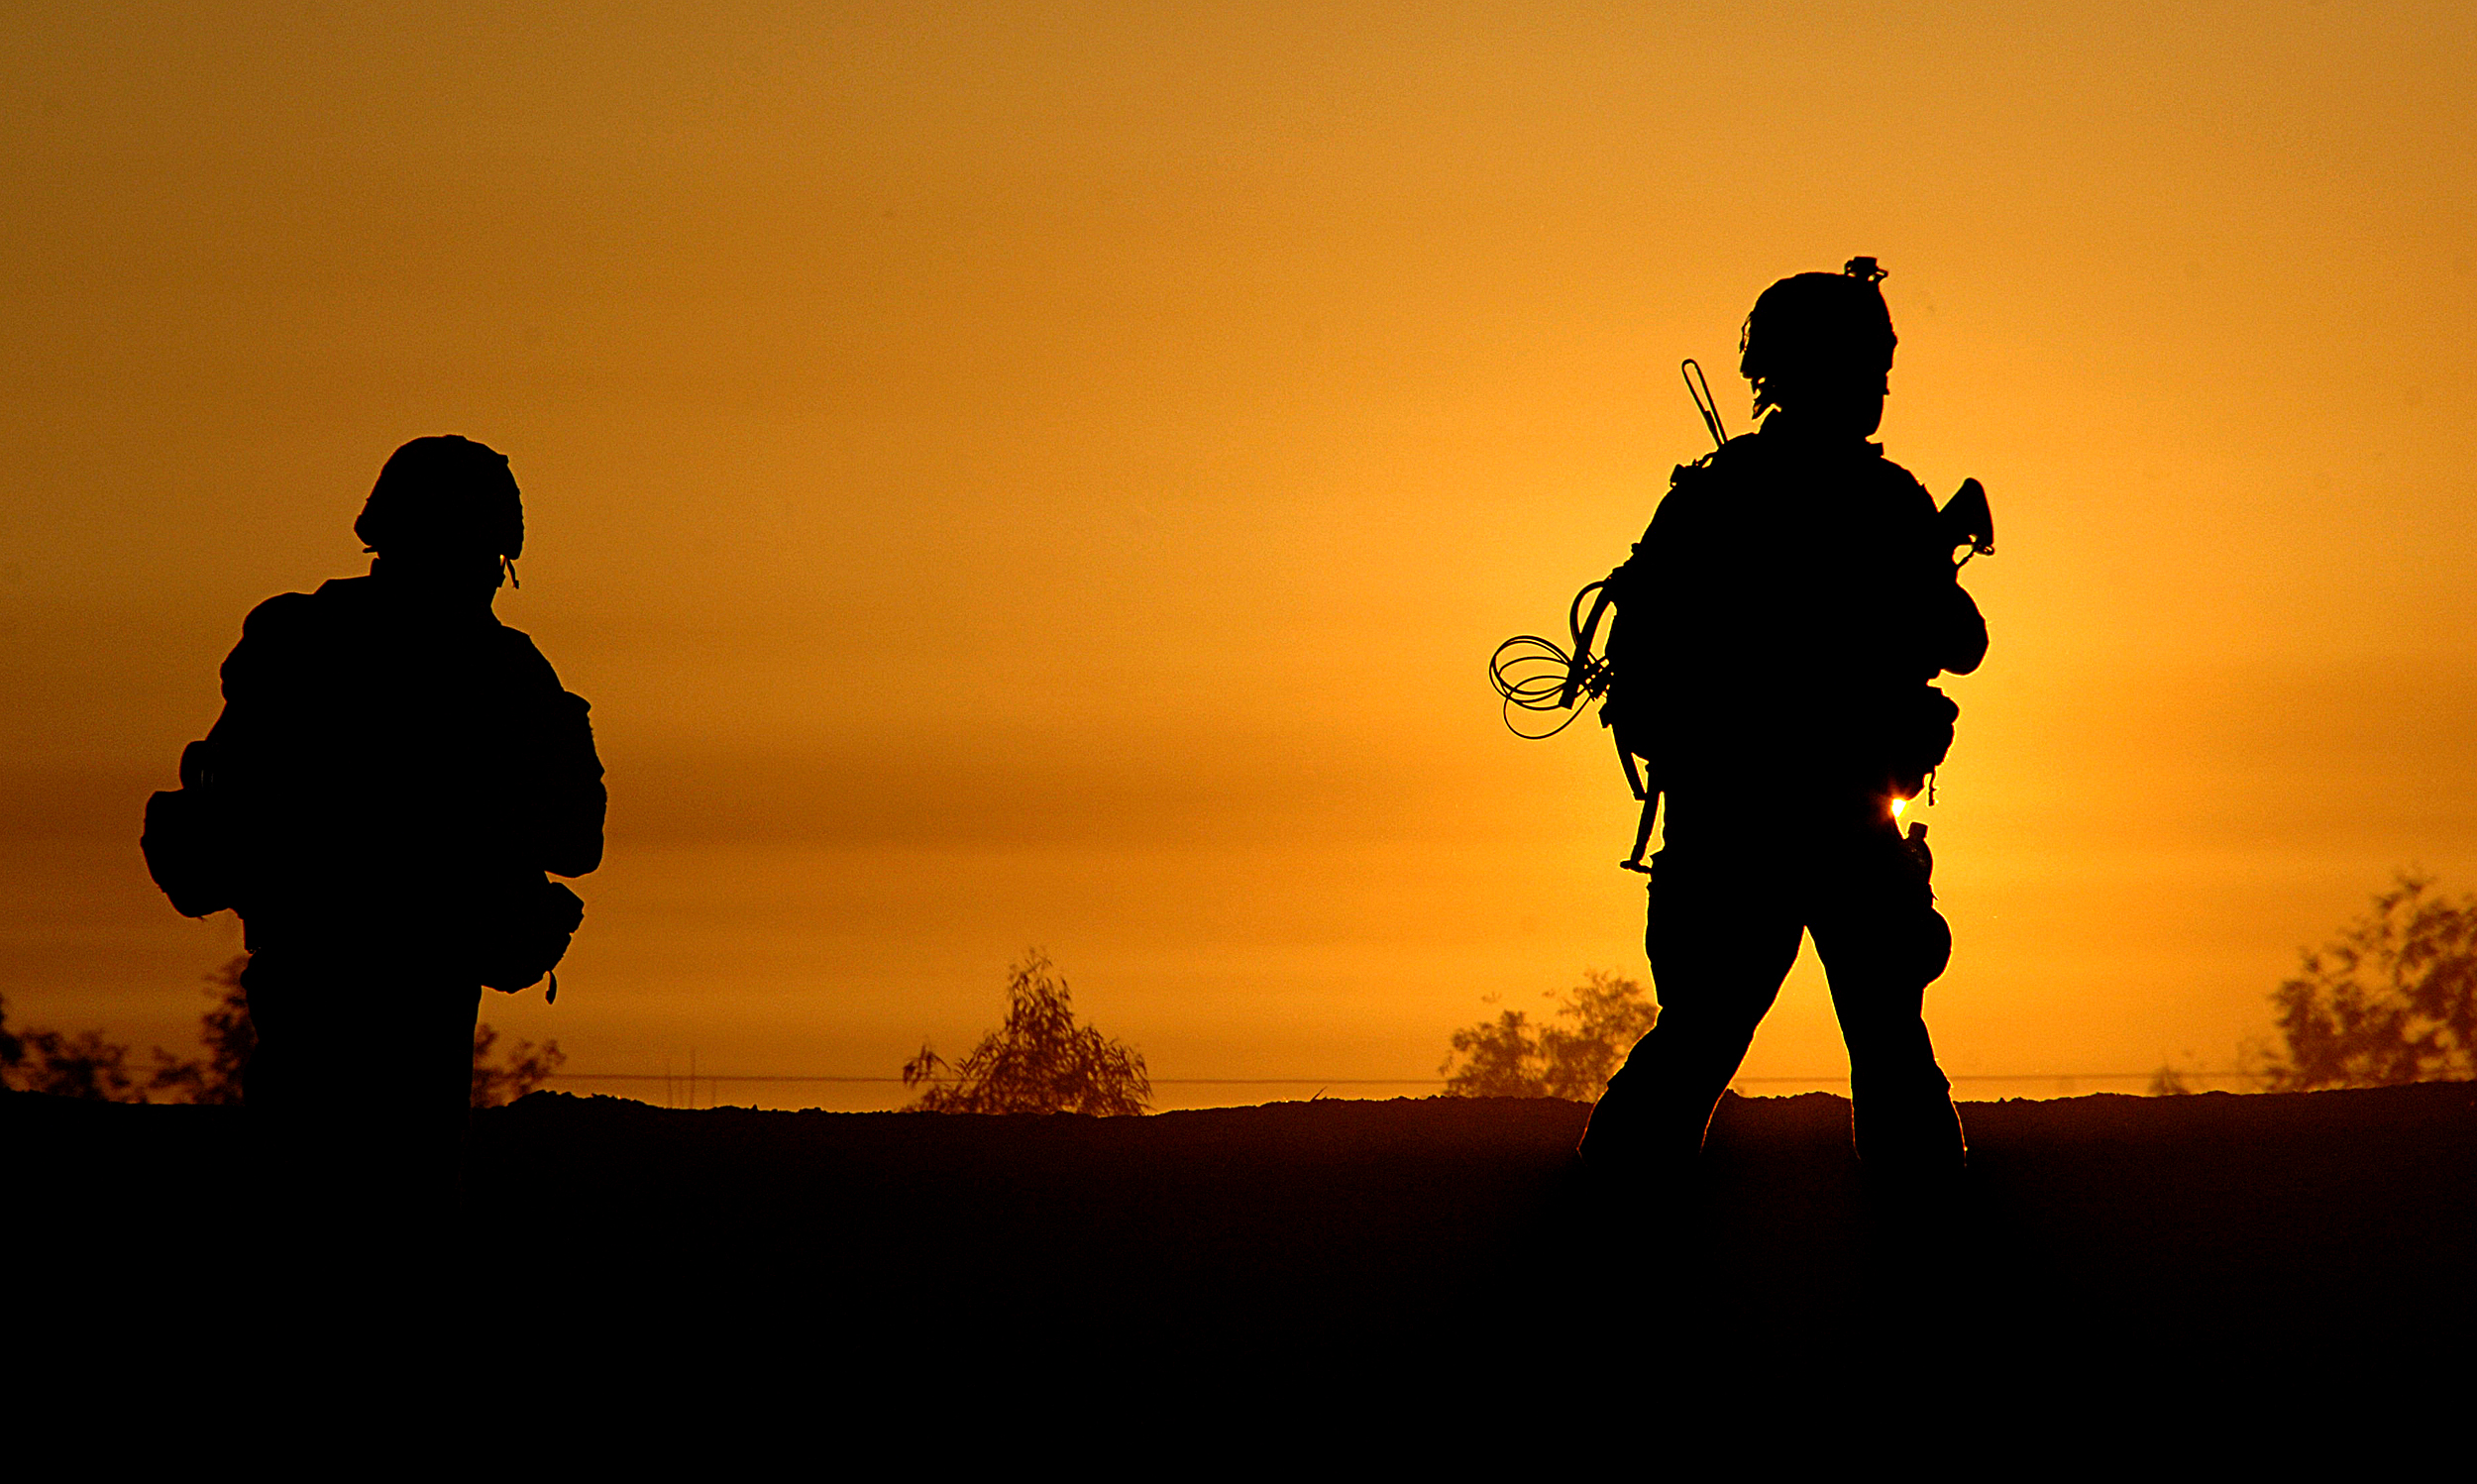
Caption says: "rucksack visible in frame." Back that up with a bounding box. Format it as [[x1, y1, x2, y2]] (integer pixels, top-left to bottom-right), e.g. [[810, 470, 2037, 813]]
[[1491, 459, 1992, 872]]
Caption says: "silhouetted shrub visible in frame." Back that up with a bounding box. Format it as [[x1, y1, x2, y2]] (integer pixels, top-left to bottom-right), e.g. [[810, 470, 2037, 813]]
[[2262, 873, 2477, 1090], [471, 1022, 566, 1108], [2147, 1064, 2198, 1096], [5, 954, 561, 1107], [3, 1018, 148, 1100], [146, 957, 254, 1105], [2, 987, 155, 1100], [903, 950, 1150, 1114], [1441, 970, 1659, 1100]]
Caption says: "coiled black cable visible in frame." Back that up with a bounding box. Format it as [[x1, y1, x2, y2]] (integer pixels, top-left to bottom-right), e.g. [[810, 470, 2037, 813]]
[[1489, 578, 1616, 739]]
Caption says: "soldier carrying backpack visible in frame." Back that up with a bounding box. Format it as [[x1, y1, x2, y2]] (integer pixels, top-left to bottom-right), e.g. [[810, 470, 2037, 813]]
[[144, 435, 604, 1233], [1534, 261, 1992, 1188]]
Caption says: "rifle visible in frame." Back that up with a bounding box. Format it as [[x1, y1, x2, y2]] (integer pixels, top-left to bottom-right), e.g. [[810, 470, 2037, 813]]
[[1941, 477, 1994, 566]]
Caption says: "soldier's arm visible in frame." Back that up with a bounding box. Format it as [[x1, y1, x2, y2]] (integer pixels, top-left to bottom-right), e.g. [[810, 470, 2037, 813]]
[[1887, 469, 1989, 679], [499, 632, 607, 878], [1636, 470, 1737, 674], [204, 592, 323, 785], [1924, 475, 1990, 676], [536, 689, 606, 879]]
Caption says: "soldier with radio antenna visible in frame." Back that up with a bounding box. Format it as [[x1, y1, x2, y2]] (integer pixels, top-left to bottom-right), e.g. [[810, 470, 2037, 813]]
[[1498, 258, 1993, 1194]]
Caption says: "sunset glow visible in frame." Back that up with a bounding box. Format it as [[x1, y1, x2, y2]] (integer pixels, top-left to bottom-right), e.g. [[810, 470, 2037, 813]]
[[4, 2, 2474, 1109]]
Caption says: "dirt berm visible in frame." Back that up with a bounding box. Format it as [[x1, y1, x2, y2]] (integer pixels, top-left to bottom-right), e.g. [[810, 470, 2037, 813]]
[[12, 1082, 2475, 1367]]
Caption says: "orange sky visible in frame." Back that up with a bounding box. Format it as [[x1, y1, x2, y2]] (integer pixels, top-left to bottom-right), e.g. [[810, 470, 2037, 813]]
[[5, 2, 2476, 1108]]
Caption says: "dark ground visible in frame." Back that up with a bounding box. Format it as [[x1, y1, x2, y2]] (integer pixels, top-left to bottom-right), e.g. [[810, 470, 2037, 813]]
[[13, 1082, 2476, 1408]]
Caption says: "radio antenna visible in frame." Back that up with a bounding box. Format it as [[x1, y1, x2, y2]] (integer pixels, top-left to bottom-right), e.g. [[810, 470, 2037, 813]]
[[1681, 359, 1728, 452]]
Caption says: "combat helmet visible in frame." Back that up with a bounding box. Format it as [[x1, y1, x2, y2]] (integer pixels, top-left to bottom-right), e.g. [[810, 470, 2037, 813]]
[[1738, 258, 1897, 418], [354, 435, 524, 561]]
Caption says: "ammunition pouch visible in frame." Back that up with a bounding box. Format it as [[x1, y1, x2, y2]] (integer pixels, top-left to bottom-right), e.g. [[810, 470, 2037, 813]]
[[141, 740, 234, 919], [1889, 685, 1960, 799], [472, 877, 586, 994]]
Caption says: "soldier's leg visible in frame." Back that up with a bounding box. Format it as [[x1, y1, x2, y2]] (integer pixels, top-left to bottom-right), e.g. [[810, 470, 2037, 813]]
[[239, 945, 383, 1335], [243, 944, 482, 1354], [243, 947, 481, 1225], [1806, 827, 1965, 1178], [239, 946, 360, 1213], [346, 955, 484, 1226], [1578, 847, 1805, 1174]]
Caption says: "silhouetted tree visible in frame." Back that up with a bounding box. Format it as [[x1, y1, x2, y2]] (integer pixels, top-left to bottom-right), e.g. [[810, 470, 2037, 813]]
[[3, 965, 233, 1103], [903, 950, 1150, 1115], [2147, 1064, 2197, 1096], [2261, 873, 2477, 1090], [471, 1022, 566, 1108], [4, 955, 559, 1107], [1, 1013, 148, 1100], [147, 957, 255, 1105], [1442, 970, 1659, 1100], [1444, 1005, 1547, 1098]]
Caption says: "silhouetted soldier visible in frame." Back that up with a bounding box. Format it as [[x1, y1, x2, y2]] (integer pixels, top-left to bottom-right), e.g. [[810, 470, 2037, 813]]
[[1578, 262, 1988, 1190], [195, 436, 603, 1234]]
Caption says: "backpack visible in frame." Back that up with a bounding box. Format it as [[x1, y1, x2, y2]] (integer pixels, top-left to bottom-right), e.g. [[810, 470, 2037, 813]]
[[1600, 459, 1987, 812], [1493, 456, 1990, 872], [146, 581, 599, 998]]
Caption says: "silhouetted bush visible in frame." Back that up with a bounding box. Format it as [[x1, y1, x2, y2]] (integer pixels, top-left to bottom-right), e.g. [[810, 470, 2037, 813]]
[[144, 957, 254, 1104], [2, 1017, 149, 1100], [3, 986, 159, 1100], [903, 950, 1150, 1114], [4, 954, 561, 1107], [2147, 1064, 2198, 1096], [2262, 873, 2477, 1090], [471, 1022, 566, 1108], [1441, 970, 1659, 1099]]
